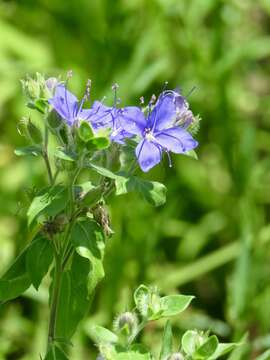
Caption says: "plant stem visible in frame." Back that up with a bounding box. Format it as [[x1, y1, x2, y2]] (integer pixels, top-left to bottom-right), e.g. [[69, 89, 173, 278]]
[[47, 252, 62, 351], [43, 124, 53, 185], [127, 320, 147, 347]]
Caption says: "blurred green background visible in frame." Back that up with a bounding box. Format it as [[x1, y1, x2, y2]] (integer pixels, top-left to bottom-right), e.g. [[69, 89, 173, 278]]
[[0, 0, 270, 358]]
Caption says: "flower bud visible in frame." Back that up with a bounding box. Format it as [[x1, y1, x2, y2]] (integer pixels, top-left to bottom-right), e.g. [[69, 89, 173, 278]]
[[167, 353, 185, 360], [96, 355, 105, 360], [98, 343, 116, 360], [21, 77, 41, 100], [113, 312, 138, 337], [135, 285, 161, 319]]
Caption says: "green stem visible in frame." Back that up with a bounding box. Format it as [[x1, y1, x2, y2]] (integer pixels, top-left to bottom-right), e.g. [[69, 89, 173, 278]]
[[43, 124, 53, 185], [47, 253, 62, 351], [127, 320, 147, 347]]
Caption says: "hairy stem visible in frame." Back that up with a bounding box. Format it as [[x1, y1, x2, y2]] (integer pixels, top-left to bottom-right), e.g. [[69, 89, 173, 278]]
[[43, 125, 53, 185], [47, 253, 62, 351]]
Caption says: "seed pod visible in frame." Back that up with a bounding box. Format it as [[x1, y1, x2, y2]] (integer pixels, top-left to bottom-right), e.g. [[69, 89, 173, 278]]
[[92, 203, 114, 237]]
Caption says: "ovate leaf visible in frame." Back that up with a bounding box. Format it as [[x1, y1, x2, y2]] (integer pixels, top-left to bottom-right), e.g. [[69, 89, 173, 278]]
[[0, 246, 31, 302], [26, 236, 53, 290], [27, 185, 68, 225], [115, 175, 167, 207], [70, 218, 105, 295], [160, 294, 194, 317], [55, 253, 90, 339]]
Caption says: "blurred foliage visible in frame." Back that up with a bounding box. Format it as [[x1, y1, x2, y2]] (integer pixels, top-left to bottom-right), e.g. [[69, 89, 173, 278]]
[[0, 0, 270, 358]]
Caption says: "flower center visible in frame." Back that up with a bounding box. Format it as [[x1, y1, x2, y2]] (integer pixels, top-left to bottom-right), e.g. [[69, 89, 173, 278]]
[[144, 127, 155, 141]]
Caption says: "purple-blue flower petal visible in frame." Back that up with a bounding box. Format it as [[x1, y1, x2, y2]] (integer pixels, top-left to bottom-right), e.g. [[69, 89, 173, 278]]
[[119, 106, 146, 136], [135, 139, 162, 172], [155, 127, 198, 154], [150, 91, 188, 131], [48, 84, 78, 125]]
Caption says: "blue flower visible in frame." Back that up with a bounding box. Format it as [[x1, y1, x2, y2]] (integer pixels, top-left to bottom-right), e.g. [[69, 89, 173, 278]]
[[120, 90, 198, 172], [89, 101, 141, 144], [48, 84, 93, 126]]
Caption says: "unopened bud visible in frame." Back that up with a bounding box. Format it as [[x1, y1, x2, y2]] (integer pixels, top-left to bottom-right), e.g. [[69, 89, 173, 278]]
[[21, 77, 41, 100], [167, 353, 184, 360], [111, 83, 119, 91], [113, 312, 138, 336]]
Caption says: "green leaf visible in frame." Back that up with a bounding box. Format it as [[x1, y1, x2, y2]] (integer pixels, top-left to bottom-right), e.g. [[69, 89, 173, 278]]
[[115, 175, 167, 207], [54, 148, 76, 162], [88, 163, 119, 179], [26, 236, 53, 290], [27, 185, 68, 225], [114, 352, 151, 360], [194, 335, 219, 359], [78, 121, 94, 142], [208, 343, 239, 360], [55, 253, 90, 339], [159, 320, 173, 360], [0, 246, 31, 302], [74, 181, 96, 200], [88, 325, 118, 344], [14, 145, 42, 156], [160, 294, 194, 317], [70, 218, 105, 295], [45, 344, 69, 360]]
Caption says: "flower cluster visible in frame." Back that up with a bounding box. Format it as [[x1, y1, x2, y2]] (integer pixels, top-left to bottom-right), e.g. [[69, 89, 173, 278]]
[[48, 78, 199, 172]]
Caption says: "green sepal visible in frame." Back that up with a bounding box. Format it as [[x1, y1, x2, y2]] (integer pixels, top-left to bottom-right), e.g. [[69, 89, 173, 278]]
[[78, 121, 94, 142], [27, 98, 48, 114], [86, 136, 110, 150], [193, 335, 219, 359]]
